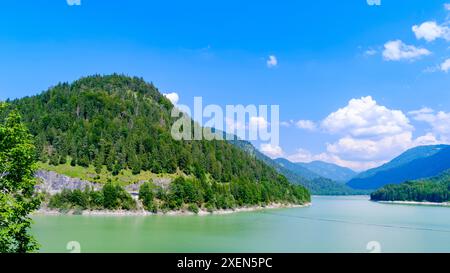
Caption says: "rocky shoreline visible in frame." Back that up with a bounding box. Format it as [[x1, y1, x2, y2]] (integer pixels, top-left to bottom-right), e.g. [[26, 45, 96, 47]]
[[34, 170, 312, 217], [34, 202, 312, 217]]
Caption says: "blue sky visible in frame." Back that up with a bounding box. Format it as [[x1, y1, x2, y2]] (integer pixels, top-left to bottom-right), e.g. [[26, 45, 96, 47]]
[[1, 0, 450, 170]]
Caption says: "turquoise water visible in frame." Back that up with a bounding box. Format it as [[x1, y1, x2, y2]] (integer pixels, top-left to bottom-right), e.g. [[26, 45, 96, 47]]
[[32, 196, 450, 253]]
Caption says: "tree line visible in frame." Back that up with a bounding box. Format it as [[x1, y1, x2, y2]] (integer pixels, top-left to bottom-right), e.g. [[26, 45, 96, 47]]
[[371, 170, 450, 203], [48, 175, 310, 213]]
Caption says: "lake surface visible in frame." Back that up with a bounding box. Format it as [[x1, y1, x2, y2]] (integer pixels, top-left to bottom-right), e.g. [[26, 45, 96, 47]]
[[32, 196, 450, 253]]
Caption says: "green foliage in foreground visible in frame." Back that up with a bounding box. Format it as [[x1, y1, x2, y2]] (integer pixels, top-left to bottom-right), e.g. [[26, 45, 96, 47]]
[[371, 170, 450, 203], [0, 106, 41, 253], [49, 176, 310, 214]]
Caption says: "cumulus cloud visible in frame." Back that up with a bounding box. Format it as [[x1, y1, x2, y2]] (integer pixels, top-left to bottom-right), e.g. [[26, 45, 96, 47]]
[[445, 3, 450, 11], [67, 0, 81, 6], [441, 58, 450, 72], [318, 96, 441, 168], [321, 96, 412, 137], [382, 40, 431, 61], [163, 92, 179, 105], [249, 116, 269, 130], [285, 96, 447, 171], [266, 55, 278, 68], [412, 21, 450, 42], [409, 108, 450, 142], [326, 132, 414, 162], [260, 144, 284, 158], [296, 120, 317, 131]]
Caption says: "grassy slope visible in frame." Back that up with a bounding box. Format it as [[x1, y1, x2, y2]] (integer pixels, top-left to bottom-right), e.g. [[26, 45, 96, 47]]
[[38, 161, 179, 186]]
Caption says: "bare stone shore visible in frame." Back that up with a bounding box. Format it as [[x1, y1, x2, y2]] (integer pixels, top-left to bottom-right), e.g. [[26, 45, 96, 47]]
[[377, 200, 450, 207], [34, 202, 312, 217]]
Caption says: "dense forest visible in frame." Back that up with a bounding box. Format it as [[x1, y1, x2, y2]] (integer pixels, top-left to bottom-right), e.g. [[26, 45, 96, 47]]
[[48, 176, 310, 213], [370, 170, 450, 203], [3, 74, 310, 207]]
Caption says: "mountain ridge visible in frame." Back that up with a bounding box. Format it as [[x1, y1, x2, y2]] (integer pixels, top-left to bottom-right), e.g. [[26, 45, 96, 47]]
[[295, 160, 357, 183], [230, 144, 367, 195], [347, 145, 450, 190]]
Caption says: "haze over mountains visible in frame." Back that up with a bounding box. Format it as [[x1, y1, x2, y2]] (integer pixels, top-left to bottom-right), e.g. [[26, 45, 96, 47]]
[[347, 145, 450, 190], [233, 141, 364, 195], [276, 159, 358, 183], [274, 144, 450, 194]]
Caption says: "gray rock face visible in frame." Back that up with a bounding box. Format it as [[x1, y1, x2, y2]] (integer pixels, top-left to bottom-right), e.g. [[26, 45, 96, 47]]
[[35, 170, 101, 194], [35, 170, 173, 195], [124, 177, 172, 193]]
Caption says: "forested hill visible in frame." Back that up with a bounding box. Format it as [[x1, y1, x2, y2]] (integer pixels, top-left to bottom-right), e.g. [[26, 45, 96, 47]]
[[3, 74, 310, 206], [370, 170, 450, 203]]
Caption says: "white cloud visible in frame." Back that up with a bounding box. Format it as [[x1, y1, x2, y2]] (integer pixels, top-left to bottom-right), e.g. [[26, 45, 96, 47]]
[[321, 96, 412, 137], [326, 132, 414, 162], [410, 108, 450, 142], [382, 40, 431, 61], [249, 116, 269, 130], [286, 148, 384, 171], [260, 144, 284, 158], [282, 98, 450, 171], [311, 96, 441, 170], [412, 21, 450, 42], [286, 148, 317, 163], [225, 117, 246, 131], [266, 55, 278, 68], [364, 49, 378, 56], [296, 120, 317, 131], [163, 92, 179, 105], [281, 120, 294, 127], [445, 3, 450, 11], [423, 65, 440, 73], [67, 0, 81, 6], [441, 58, 450, 72], [414, 133, 441, 146]]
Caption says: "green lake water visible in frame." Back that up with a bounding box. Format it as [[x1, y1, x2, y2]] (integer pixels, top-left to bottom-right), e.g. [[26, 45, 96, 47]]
[[32, 196, 450, 253]]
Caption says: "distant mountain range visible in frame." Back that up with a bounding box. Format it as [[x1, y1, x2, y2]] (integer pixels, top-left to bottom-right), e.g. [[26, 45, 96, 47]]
[[273, 158, 322, 180], [274, 158, 358, 183], [228, 144, 365, 195], [347, 145, 450, 190], [296, 161, 357, 183]]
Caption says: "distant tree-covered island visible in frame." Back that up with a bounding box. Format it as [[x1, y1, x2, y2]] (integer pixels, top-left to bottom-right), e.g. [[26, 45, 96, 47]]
[[2, 74, 311, 213], [370, 170, 450, 204]]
